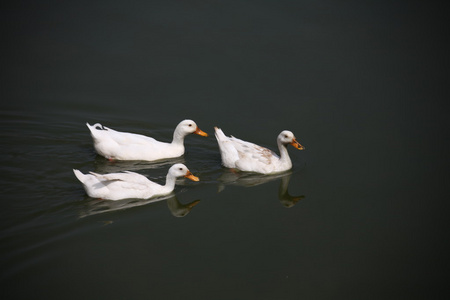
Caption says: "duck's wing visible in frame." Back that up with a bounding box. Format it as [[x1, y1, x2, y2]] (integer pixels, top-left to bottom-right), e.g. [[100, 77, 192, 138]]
[[89, 171, 154, 191], [102, 126, 159, 146], [87, 123, 159, 146], [214, 127, 279, 169], [229, 137, 279, 166]]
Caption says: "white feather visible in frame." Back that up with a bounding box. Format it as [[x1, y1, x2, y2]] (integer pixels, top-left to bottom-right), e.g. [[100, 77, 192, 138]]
[[214, 127, 304, 174], [86, 119, 207, 161], [73, 163, 199, 200]]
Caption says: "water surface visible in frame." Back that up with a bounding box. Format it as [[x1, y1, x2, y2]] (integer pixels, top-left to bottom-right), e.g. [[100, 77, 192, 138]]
[[1, 1, 448, 299]]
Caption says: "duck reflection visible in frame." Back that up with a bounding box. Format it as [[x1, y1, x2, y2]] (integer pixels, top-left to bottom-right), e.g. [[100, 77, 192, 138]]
[[277, 172, 305, 208], [167, 197, 200, 217], [217, 170, 305, 208], [79, 193, 200, 218]]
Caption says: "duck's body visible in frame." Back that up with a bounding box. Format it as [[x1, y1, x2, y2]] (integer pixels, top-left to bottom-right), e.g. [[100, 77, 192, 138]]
[[87, 120, 207, 161], [73, 163, 199, 201], [214, 127, 304, 174]]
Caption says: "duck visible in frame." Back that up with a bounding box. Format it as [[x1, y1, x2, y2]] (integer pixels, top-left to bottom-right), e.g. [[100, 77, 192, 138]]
[[214, 127, 305, 174], [73, 163, 199, 200], [86, 119, 208, 161]]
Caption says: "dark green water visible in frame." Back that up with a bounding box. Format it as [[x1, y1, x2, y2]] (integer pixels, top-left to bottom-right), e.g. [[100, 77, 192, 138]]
[[1, 1, 448, 299]]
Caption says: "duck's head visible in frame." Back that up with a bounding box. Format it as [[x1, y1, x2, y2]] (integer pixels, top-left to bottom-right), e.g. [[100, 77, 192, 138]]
[[278, 130, 305, 150], [169, 163, 200, 181], [176, 119, 208, 137]]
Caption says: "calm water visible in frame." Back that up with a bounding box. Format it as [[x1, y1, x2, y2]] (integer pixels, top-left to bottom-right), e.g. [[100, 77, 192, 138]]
[[1, 1, 448, 299]]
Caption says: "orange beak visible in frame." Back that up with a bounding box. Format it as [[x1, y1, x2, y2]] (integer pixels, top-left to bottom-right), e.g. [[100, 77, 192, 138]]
[[184, 171, 200, 182], [290, 138, 305, 150], [194, 127, 208, 137], [187, 200, 201, 208]]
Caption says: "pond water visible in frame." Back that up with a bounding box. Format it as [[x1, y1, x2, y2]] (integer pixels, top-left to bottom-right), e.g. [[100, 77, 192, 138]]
[[1, 1, 448, 299]]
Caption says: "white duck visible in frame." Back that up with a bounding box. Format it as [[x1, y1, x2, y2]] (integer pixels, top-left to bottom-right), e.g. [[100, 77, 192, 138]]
[[214, 127, 305, 174], [73, 163, 199, 200], [86, 119, 208, 161]]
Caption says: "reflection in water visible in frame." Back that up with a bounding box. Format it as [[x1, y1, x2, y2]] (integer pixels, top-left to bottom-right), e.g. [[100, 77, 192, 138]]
[[79, 194, 200, 218], [167, 197, 200, 217], [277, 172, 305, 208], [217, 170, 305, 208], [92, 155, 185, 174]]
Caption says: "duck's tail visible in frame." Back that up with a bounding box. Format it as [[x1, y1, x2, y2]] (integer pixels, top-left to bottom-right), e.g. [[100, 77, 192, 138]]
[[214, 126, 227, 142], [73, 169, 87, 183], [86, 122, 106, 133]]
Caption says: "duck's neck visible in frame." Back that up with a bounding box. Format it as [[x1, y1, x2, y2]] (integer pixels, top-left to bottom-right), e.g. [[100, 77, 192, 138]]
[[164, 174, 177, 192], [171, 128, 186, 146], [277, 140, 292, 166]]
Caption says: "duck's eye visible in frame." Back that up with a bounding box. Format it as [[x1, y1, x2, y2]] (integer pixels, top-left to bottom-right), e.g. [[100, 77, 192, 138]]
[[284, 135, 288, 138], [188, 124, 192, 127], [179, 167, 183, 170]]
